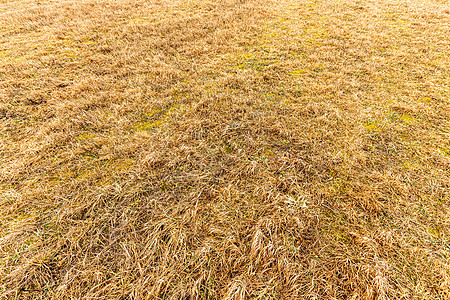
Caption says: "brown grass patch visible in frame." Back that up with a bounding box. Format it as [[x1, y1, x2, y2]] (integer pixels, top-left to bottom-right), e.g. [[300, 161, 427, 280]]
[[1, 0, 449, 298]]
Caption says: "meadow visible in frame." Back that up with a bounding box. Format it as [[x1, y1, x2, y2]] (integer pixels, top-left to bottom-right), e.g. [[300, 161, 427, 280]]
[[0, 0, 449, 298]]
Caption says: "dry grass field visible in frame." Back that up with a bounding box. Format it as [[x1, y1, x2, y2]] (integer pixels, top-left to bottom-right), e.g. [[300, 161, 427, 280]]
[[0, 0, 449, 298]]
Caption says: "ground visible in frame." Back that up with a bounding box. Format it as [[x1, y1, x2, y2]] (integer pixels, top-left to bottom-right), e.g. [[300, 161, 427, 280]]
[[0, 0, 449, 299]]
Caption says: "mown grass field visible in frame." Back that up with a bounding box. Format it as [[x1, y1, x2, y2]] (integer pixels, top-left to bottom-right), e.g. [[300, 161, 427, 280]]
[[0, 0, 449, 298]]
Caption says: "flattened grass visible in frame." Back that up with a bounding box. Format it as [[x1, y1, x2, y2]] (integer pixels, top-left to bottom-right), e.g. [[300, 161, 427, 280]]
[[0, 0, 449, 298]]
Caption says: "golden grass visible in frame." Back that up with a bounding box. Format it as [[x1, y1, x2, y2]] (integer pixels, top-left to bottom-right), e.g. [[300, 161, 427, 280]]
[[0, 0, 449, 298]]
